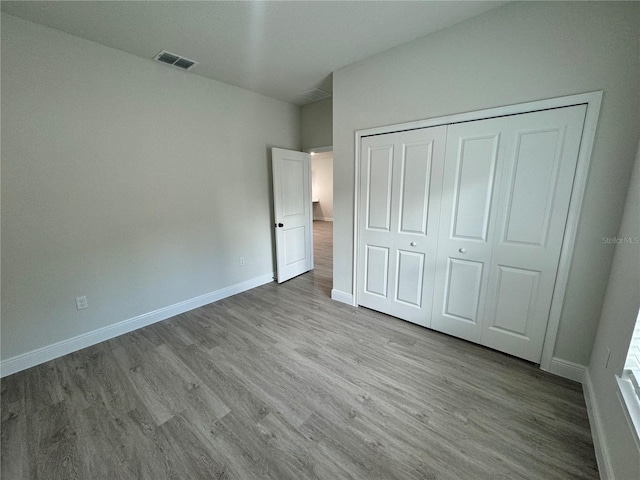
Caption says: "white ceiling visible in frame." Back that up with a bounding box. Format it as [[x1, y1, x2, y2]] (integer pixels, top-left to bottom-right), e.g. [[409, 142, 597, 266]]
[[1, 1, 508, 105]]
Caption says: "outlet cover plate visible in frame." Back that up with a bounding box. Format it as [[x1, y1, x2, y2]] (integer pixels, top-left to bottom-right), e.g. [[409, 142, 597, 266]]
[[76, 296, 88, 310]]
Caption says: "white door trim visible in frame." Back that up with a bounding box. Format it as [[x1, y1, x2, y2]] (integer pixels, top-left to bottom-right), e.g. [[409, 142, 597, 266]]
[[351, 91, 603, 372], [305, 145, 333, 154]]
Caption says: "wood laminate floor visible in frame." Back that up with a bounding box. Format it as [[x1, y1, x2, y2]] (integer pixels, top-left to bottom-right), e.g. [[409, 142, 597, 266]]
[[1, 221, 599, 479]]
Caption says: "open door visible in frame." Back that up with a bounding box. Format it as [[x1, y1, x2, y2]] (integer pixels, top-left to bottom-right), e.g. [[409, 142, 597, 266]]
[[272, 148, 313, 283]]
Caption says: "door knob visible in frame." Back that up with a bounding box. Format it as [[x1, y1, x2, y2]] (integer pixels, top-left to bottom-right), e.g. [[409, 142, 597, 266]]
[[410, 242, 417, 247], [278, 223, 284, 228], [459, 248, 466, 253]]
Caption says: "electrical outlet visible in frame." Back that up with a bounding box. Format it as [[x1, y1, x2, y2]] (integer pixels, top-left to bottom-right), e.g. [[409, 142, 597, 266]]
[[605, 347, 611, 369], [239, 257, 245, 266], [76, 296, 88, 310]]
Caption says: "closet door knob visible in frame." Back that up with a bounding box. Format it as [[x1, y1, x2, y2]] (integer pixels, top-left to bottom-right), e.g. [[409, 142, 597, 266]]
[[410, 242, 417, 247], [459, 248, 466, 253]]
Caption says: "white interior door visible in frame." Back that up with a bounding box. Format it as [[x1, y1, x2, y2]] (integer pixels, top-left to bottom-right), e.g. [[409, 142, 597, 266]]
[[357, 127, 446, 326], [431, 105, 587, 362], [272, 148, 313, 283]]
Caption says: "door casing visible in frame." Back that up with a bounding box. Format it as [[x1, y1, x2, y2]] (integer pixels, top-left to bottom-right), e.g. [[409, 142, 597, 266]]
[[351, 91, 603, 373]]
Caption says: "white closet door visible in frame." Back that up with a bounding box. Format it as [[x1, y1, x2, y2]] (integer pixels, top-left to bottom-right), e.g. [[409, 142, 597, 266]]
[[432, 105, 586, 361], [430, 121, 505, 342], [357, 127, 446, 326], [480, 105, 586, 362]]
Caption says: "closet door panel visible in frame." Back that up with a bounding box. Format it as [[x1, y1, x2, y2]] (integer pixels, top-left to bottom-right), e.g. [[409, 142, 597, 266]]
[[450, 134, 500, 241], [431, 123, 503, 342], [365, 145, 394, 231], [364, 245, 390, 297], [488, 265, 541, 338], [502, 129, 561, 246], [357, 126, 446, 327], [481, 105, 587, 362], [443, 258, 484, 324], [398, 142, 433, 235], [395, 250, 425, 307], [358, 140, 397, 314], [433, 105, 586, 361]]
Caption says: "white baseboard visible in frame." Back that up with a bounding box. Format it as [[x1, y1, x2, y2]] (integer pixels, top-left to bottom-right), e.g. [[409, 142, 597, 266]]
[[583, 370, 614, 480], [0, 273, 275, 378], [544, 357, 587, 383], [331, 289, 355, 306], [313, 217, 333, 222]]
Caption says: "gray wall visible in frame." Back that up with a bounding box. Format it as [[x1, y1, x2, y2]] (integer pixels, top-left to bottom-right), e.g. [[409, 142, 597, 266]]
[[1, 14, 300, 361], [586, 145, 640, 479], [301, 98, 333, 151], [332, 1, 640, 367]]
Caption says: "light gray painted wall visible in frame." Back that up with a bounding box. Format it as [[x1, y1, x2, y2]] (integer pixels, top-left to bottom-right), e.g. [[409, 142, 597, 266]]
[[587, 145, 640, 479], [312, 152, 333, 222], [1, 14, 300, 361], [333, 1, 640, 366], [301, 98, 333, 151]]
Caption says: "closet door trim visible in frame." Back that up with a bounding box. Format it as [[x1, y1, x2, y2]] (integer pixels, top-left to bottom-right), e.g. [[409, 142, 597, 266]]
[[352, 90, 602, 374]]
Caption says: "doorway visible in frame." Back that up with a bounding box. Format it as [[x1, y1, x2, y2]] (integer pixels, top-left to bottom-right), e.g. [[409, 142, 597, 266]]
[[310, 150, 333, 223], [310, 147, 333, 297]]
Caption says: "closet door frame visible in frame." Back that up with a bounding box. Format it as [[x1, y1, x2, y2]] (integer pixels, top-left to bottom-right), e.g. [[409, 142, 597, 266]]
[[352, 90, 602, 374]]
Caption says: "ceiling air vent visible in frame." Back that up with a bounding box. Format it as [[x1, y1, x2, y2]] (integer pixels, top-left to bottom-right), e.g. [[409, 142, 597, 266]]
[[153, 50, 198, 71], [298, 88, 332, 103]]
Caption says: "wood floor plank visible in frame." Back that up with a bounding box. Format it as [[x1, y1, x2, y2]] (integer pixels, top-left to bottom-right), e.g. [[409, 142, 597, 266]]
[[200, 411, 296, 480], [111, 343, 178, 426], [124, 406, 183, 480], [25, 401, 81, 480], [255, 411, 334, 480], [1, 399, 28, 479], [155, 414, 229, 480], [71, 405, 141, 480], [175, 343, 271, 424], [1, 221, 599, 479]]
